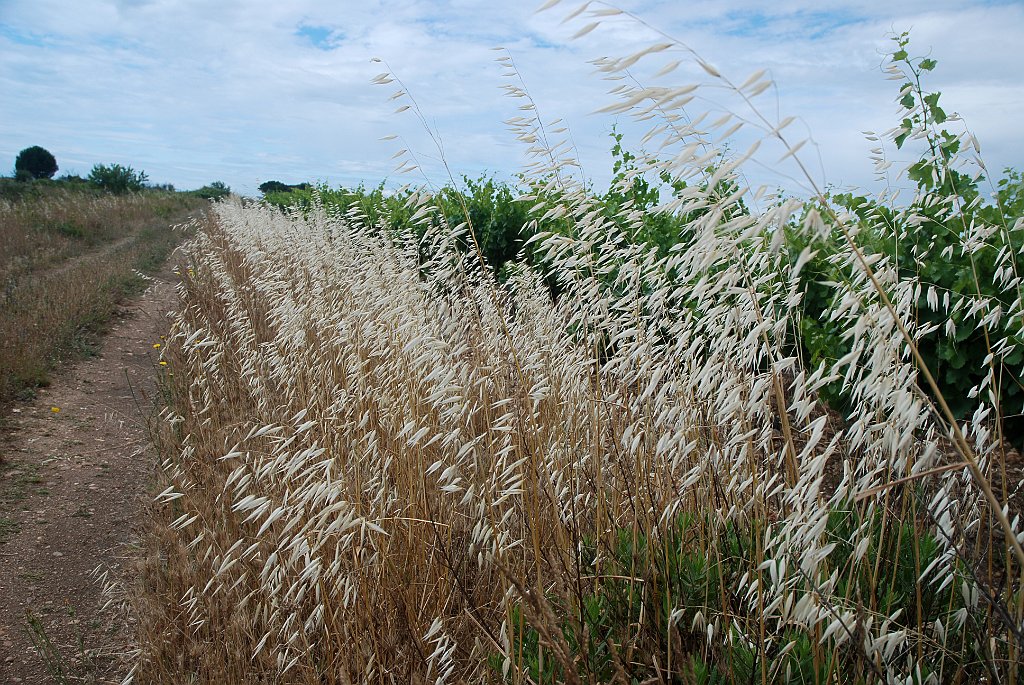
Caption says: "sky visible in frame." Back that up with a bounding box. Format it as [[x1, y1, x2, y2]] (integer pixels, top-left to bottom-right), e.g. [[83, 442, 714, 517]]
[[0, 0, 1021, 199]]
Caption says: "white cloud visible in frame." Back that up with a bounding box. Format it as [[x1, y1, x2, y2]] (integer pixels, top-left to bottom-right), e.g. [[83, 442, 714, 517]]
[[0, 0, 1020, 197]]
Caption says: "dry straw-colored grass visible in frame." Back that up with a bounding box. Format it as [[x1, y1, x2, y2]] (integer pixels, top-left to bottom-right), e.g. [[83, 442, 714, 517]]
[[0, 188, 202, 402], [127, 5, 1022, 684], [0, 187, 194, 284]]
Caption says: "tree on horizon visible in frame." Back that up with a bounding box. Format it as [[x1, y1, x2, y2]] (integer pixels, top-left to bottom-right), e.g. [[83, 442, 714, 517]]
[[15, 146, 58, 180]]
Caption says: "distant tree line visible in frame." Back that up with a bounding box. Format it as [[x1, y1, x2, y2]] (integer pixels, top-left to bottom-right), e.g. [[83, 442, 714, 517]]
[[7, 145, 229, 200], [259, 180, 311, 195]]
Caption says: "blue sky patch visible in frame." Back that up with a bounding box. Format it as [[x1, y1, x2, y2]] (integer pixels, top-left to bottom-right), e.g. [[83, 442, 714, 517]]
[[717, 9, 864, 40], [296, 24, 341, 50], [0, 24, 49, 48]]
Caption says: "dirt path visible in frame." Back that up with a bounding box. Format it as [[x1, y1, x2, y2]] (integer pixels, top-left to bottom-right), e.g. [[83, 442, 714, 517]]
[[0, 263, 182, 683]]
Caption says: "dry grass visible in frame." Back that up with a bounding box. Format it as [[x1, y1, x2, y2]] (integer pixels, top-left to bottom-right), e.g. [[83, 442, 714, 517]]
[[126, 7, 1023, 684], [129, 196, 1022, 683], [0, 186, 203, 404]]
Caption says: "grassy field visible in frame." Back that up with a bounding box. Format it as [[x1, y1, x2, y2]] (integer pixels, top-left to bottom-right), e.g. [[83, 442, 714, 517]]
[[115, 12, 1024, 685], [0, 180, 205, 408]]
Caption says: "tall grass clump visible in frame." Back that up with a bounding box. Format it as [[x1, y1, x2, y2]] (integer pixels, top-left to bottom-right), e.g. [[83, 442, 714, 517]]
[[130, 6, 1022, 683]]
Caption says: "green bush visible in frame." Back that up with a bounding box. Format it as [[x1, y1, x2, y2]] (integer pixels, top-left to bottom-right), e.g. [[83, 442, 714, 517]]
[[794, 37, 1024, 445], [191, 181, 231, 200], [88, 163, 148, 194]]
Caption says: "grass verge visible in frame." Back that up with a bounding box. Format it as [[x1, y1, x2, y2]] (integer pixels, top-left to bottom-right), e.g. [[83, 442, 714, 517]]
[[0, 189, 203, 409]]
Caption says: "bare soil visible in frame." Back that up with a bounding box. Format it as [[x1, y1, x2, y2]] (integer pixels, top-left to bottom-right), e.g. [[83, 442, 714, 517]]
[[0, 264, 180, 683]]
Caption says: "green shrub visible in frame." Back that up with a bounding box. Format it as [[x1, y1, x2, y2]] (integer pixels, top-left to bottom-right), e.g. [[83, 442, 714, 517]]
[[191, 181, 231, 200], [88, 163, 148, 194], [794, 37, 1024, 445]]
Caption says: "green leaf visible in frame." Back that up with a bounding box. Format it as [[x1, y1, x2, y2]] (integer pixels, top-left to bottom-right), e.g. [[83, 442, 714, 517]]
[[900, 92, 916, 110], [893, 49, 908, 62], [920, 58, 937, 71], [954, 325, 974, 343], [923, 93, 947, 124], [908, 160, 934, 188], [895, 119, 914, 149]]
